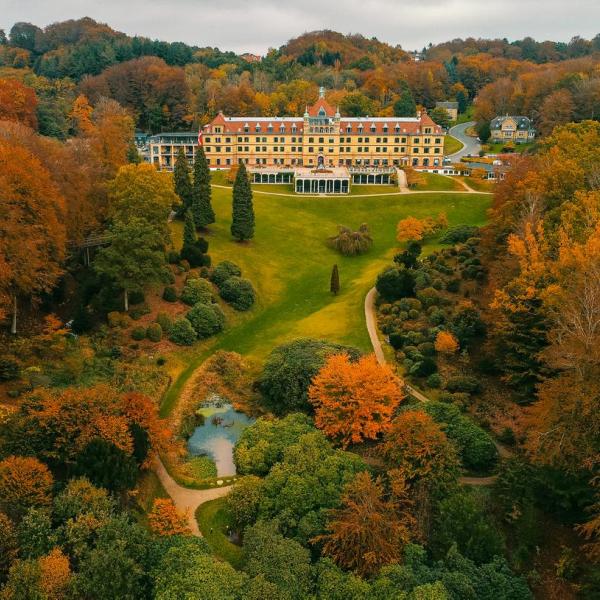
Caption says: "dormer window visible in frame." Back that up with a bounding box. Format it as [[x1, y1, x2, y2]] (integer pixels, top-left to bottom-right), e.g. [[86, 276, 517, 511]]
[[370, 124, 376, 133], [280, 124, 285, 132], [383, 124, 388, 133], [244, 123, 249, 133], [292, 124, 297, 133], [395, 123, 400, 131], [267, 123, 273, 133], [358, 124, 364, 132], [346, 125, 352, 133], [255, 124, 261, 133], [319, 107, 326, 117]]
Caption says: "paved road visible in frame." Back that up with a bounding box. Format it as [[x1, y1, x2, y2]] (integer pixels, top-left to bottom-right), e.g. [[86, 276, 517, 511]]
[[154, 458, 232, 536], [447, 121, 481, 161]]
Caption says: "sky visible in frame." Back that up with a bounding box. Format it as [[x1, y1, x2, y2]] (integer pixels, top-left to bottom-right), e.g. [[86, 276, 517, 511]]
[[2, 0, 599, 54]]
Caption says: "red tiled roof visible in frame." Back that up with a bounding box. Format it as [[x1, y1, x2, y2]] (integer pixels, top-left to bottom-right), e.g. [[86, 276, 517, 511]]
[[307, 97, 336, 117]]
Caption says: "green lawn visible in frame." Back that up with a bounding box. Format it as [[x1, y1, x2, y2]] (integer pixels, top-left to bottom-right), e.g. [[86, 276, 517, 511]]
[[444, 135, 463, 155], [414, 173, 465, 192], [196, 498, 244, 568], [162, 187, 490, 416], [484, 141, 535, 154]]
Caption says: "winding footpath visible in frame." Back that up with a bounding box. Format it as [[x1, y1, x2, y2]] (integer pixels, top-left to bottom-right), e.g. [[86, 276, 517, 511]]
[[364, 287, 510, 484], [447, 121, 481, 161], [154, 459, 231, 536]]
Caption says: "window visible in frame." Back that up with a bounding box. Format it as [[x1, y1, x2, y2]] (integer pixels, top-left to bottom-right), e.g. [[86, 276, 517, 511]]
[[435, 138, 441, 144], [215, 146, 221, 152], [205, 137, 211, 143], [376, 137, 381, 143], [255, 125, 261, 132], [309, 137, 314, 143], [215, 137, 221, 143], [382, 147, 387, 153], [365, 137, 370, 143], [238, 146, 242, 151], [237, 137, 243, 142], [225, 137, 231, 143], [329, 138, 334, 144], [319, 137, 324, 143]]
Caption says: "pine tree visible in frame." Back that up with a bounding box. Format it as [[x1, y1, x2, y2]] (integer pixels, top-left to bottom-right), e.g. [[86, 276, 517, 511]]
[[191, 146, 215, 230], [173, 147, 193, 211], [330, 264, 340, 295], [231, 162, 254, 241], [183, 209, 197, 248]]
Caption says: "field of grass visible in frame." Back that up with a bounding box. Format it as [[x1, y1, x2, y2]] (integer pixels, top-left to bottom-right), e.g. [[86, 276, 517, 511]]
[[457, 176, 495, 193], [444, 135, 464, 155], [196, 498, 244, 568], [162, 186, 490, 415], [414, 173, 465, 192]]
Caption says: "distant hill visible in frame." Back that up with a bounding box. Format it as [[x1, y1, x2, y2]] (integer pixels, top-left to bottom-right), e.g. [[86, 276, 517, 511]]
[[279, 30, 410, 69]]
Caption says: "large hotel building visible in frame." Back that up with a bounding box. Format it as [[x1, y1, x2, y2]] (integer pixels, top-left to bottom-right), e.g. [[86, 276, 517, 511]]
[[142, 90, 446, 193]]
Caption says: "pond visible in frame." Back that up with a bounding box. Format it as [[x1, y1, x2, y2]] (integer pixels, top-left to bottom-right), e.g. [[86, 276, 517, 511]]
[[186, 395, 255, 476]]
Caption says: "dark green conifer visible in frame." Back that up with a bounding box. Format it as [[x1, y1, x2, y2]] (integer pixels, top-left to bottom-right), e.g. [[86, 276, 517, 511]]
[[330, 264, 340, 295], [183, 209, 197, 249], [173, 147, 193, 211], [231, 162, 254, 241], [192, 146, 215, 229]]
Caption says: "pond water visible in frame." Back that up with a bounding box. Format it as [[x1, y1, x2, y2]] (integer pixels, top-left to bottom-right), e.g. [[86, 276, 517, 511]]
[[186, 396, 255, 476]]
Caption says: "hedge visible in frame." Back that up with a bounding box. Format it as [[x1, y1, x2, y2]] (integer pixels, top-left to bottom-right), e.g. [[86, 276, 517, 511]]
[[219, 276, 256, 311]]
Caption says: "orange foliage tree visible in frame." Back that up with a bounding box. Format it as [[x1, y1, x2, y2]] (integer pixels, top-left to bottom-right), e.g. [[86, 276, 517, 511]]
[[0, 456, 54, 518], [308, 354, 404, 448], [314, 471, 413, 577], [396, 213, 447, 243], [434, 331, 459, 354], [0, 78, 38, 128], [0, 139, 66, 333], [38, 548, 72, 600], [378, 410, 460, 489], [3, 385, 172, 468], [148, 498, 191, 536]]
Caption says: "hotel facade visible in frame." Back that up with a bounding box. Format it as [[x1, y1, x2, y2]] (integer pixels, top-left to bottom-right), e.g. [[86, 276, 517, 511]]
[[145, 90, 446, 173]]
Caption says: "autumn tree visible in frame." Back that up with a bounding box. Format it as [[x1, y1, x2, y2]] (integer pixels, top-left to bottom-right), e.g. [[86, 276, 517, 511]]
[[0, 140, 66, 333], [0, 79, 38, 128], [308, 353, 404, 447], [191, 146, 215, 229], [0, 511, 18, 583], [396, 214, 446, 243], [173, 147, 193, 210], [231, 162, 255, 241], [379, 410, 460, 490], [0, 456, 54, 520], [69, 93, 95, 135], [38, 548, 72, 600], [94, 217, 167, 311], [434, 331, 459, 354], [0, 385, 171, 470], [148, 498, 191, 536], [314, 471, 413, 577]]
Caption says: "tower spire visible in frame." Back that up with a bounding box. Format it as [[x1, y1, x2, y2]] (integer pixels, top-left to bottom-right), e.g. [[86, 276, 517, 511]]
[[319, 86, 325, 99]]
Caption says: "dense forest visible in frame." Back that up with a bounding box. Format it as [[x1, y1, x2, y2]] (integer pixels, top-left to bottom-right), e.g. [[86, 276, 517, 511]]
[[0, 16, 599, 600], [2, 18, 600, 136]]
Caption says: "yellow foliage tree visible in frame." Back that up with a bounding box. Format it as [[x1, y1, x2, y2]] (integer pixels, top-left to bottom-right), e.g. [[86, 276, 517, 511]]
[[434, 331, 459, 354], [148, 498, 191, 536]]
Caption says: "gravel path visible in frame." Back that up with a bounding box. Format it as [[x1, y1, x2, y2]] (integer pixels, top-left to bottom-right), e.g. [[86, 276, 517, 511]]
[[155, 458, 232, 536]]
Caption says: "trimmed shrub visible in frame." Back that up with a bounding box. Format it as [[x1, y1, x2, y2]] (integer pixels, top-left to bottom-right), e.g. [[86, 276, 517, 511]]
[[410, 357, 437, 377], [426, 373, 442, 388], [417, 342, 436, 356], [169, 318, 197, 345], [155, 312, 173, 333], [167, 250, 180, 264], [389, 332, 404, 350], [185, 270, 200, 281], [187, 303, 225, 338], [181, 278, 213, 306], [107, 311, 129, 328], [131, 327, 146, 341], [211, 260, 242, 287], [445, 375, 481, 394], [408, 309, 420, 320], [162, 286, 177, 302], [146, 323, 162, 342], [180, 242, 211, 268], [180, 259, 190, 271], [129, 304, 151, 320], [375, 267, 416, 302], [164, 269, 176, 284], [439, 225, 479, 244], [129, 290, 145, 305], [424, 401, 498, 472], [219, 276, 256, 311]]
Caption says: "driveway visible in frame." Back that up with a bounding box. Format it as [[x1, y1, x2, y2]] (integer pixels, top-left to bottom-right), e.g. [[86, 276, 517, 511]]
[[447, 121, 481, 161]]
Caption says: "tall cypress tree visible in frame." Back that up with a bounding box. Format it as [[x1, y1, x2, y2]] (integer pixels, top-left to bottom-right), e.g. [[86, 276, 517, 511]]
[[173, 147, 193, 212], [183, 209, 197, 248], [192, 146, 215, 230], [231, 162, 254, 241], [330, 264, 340, 295]]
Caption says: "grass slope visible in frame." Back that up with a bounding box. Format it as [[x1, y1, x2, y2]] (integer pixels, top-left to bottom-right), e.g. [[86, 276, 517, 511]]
[[162, 187, 490, 416], [196, 498, 243, 568], [444, 134, 464, 155]]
